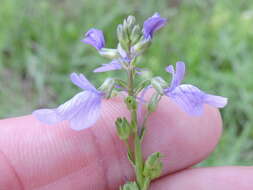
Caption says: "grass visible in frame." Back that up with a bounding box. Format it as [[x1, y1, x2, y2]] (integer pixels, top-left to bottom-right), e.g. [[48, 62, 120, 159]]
[[0, 0, 253, 166]]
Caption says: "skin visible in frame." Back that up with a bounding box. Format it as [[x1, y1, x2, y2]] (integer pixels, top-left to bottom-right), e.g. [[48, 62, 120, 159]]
[[0, 96, 252, 190]]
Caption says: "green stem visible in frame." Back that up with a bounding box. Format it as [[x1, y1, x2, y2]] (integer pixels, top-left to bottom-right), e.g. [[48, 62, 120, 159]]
[[127, 66, 145, 188], [134, 129, 144, 187], [128, 68, 134, 96]]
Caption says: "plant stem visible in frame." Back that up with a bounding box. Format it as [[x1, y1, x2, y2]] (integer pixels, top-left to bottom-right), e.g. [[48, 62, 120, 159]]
[[134, 129, 144, 187], [127, 65, 145, 189]]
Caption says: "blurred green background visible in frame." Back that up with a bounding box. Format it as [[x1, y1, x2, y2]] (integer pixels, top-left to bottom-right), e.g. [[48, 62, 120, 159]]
[[0, 0, 253, 166]]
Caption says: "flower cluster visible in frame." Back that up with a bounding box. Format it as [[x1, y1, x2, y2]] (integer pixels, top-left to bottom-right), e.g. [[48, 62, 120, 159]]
[[33, 13, 227, 190], [33, 13, 173, 130]]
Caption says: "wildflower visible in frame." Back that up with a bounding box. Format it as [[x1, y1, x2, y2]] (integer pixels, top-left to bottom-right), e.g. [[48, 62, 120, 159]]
[[81, 28, 105, 50], [33, 73, 103, 130], [143, 13, 167, 39], [164, 62, 227, 115]]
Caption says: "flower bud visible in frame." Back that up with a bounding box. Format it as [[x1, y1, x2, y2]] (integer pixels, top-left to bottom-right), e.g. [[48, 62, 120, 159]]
[[120, 182, 139, 190], [130, 25, 142, 45], [124, 96, 137, 110], [99, 48, 119, 59], [151, 77, 167, 95], [131, 38, 151, 55], [126, 15, 136, 31], [115, 118, 132, 140], [117, 24, 129, 51], [147, 93, 160, 113], [123, 19, 128, 33], [99, 78, 115, 98], [143, 152, 163, 180]]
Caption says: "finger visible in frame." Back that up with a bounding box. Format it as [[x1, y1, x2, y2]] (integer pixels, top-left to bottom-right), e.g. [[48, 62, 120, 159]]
[[0, 95, 222, 190], [150, 166, 253, 190]]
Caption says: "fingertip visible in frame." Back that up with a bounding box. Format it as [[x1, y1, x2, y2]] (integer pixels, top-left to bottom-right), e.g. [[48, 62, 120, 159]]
[[143, 96, 223, 173]]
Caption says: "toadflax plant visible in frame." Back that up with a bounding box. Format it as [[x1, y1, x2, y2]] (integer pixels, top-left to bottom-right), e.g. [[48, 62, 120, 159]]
[[33, 13, 227, 190]]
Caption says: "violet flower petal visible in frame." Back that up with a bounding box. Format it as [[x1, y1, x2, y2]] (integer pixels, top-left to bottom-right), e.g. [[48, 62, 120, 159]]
[[167, 84, 227, 116], [33, 91, 102, 130], [81, 28, 105, 50], [166, 61, 185, 91], [70, 72, 98, 92], [167, 84, 206, 116], [33, 109, 62, 125], [143, 13, 167, 39], [204, 94, 228, 108], [165, 62, 227, 116], [93, 60, 122, 72]]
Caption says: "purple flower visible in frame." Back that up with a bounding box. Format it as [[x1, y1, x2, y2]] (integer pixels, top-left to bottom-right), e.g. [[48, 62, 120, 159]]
[[81, 28, 105, 50], [33, 73, 103, 130], [143, 13, 167, 39], [164, 62, 227, 116]]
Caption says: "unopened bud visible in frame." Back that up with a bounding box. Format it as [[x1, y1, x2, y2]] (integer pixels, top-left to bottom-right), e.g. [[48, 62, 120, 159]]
[[123, 19, 128, 33], [99, 78, 115, 98], [117, 24, 129, 51], [99, 48, 119, 59], [126, 15, 136, 31], [120, 182, 139, 190], [131, 38, 151, 55], [124, 96, 137, 110], [115, 118, 132, 140], [151, 77, 167, 95], [130, 25, 142, 45], [143, 152, 163, 180]]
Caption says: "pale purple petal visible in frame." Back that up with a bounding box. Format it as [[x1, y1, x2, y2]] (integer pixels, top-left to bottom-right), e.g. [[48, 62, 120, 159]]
[[166, 84, 206, 116], [33, 91, 102, 130], [93, 60, 122, 72], [204, 94, 228, 108], [143, 13, 167, 39], [81, 28, 105, 50], [166, 61, 185, 90], [166, 84, 227, 116], [33, 109, 62, 125], [70, 73, 97, 92]]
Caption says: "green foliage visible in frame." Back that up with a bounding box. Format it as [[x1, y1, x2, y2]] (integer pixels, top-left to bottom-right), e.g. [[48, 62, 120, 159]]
[[0, 0, 253, 165]]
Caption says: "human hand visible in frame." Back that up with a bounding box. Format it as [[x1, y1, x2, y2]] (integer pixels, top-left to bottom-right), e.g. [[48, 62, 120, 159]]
[[0, 96, 252, 190]]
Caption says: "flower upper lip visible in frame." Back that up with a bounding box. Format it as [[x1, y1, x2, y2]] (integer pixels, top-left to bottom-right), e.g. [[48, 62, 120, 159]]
[[143, 12, 167, 39], [81, 28, 105, 50]]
